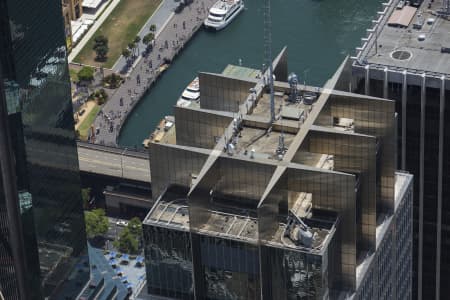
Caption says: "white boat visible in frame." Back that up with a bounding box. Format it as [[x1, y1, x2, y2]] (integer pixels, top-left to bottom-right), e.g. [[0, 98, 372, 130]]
[[177, 77, 200, 106], [204, 0, 244, 30]]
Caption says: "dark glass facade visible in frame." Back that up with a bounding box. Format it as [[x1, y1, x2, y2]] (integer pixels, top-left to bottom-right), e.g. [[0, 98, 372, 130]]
[[194, 235, 260, 300], [144, 225, 194, 299], [261, 246, 325, 300], [352, 70, 449, 299], [0, 0, 89, 298]]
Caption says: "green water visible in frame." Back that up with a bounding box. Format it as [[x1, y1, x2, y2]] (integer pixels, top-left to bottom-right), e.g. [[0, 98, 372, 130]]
[[119, 0, 382, 147]]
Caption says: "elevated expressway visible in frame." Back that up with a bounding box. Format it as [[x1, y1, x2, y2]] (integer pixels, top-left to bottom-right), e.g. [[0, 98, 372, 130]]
[[77, 142, 151, 183]]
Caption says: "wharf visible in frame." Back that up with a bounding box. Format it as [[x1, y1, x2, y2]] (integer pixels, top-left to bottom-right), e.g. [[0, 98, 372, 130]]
[[92, 0, 216, 146]]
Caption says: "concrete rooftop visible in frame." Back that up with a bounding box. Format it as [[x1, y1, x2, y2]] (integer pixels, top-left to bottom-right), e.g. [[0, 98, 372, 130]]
[[362, 0, 450, 75]]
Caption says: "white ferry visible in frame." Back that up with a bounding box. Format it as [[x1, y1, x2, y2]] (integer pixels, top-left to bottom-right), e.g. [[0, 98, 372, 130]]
[[176, 77, 200, 107], [204, 0, 244, 30]]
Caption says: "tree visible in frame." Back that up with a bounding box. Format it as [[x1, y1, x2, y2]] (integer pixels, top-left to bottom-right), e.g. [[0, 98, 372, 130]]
[[122, 48, 131, 59], [77, 66, 94, 82], [93, 35, 109, 61], [143, 33, 154, 53], [128, 42, 136, 56], [134, 36, 141, 55], [128, 217, 142, 237], [103, 73, 122, 89], [113, 227, 138, 254], [95, 45, 109, 61], [94, 35, 108, 45], [149, 24, 156, 32], [84, 209, 108, 239], [143, 34, 154, 54], [122, 48, 132, 67], [143, 32, 154, 44]]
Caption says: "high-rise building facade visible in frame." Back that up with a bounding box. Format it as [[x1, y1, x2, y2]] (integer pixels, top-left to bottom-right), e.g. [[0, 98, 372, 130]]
[[141, 49, 413, 299], [0, 0, 89, 298], [349, 0, 450, 298]]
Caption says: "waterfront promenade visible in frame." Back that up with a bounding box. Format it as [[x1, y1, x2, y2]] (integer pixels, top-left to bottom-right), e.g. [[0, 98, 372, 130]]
[[92, 0, 215, 146], [111, 0, 178, 73]]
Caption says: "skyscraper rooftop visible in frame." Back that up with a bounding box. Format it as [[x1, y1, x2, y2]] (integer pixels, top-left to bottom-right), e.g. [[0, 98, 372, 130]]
[[142, 47, 413, 299], [355, 0, 450, 76]]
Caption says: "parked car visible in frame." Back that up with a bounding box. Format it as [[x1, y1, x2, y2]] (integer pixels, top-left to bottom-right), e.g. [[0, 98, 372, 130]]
[[116, 220, 128, 227]]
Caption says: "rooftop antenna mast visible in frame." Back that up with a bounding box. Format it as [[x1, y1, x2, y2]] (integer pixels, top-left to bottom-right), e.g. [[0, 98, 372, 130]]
[[264, 0, 275, 123]]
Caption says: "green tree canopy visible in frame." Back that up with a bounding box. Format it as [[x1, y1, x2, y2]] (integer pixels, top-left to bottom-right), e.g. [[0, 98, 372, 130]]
[[93, 35, 109, 61], [142, 33, 154, 45], [122, 48, 131, 58], [149, 24, 156, 32], [134, 36, 141, 44], [77, 66, 94, 82], [94, 35, 108, 46], [84, 209, 109, 239], [95, 45, 109, 61], [128, 217, 142, 237], [113, 227, 138, 254]]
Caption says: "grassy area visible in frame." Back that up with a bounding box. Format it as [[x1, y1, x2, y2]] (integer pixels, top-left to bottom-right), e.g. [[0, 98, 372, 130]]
[[74, 0, 161, 69], [78, 104, 101, 140], [69, 68, 79, 82]]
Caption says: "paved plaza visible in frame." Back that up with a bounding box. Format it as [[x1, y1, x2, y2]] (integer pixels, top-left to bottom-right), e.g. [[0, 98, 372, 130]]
[[92, 0, 216, 146]]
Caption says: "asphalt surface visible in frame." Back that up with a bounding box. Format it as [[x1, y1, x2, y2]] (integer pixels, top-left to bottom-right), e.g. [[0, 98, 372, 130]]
[[78, 145, 151, 182], [92, 0, 216, 146]]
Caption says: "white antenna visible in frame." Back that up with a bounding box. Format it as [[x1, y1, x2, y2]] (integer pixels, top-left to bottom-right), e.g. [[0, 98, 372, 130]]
[[264, 0, 275, 123]]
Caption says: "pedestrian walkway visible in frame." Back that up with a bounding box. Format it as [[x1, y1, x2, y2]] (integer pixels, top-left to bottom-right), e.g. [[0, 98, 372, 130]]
[[68, 0, 122, 62], [112, 0, 179, 73], [92, 0, 216, 146]]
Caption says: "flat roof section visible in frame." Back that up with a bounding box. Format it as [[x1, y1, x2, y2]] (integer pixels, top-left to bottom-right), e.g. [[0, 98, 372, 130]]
[[83, 0, 103, 9], [198, 211, 259, 242], [362, 0, 450, 75], [387, 6, 417, 27], [145, 187, 190, 230], [221, 64, 262, 80], [233, 126, 296, 159]]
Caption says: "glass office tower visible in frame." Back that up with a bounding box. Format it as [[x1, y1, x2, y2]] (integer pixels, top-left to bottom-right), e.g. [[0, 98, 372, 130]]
[[0, 0, 89, 298], [142, 49, 414, 299], [350, 1, 450, 298]]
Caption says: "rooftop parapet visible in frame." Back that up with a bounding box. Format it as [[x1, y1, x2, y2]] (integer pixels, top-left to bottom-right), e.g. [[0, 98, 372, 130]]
[[353, 0, 450, 77], [146, 48, 397, 291]]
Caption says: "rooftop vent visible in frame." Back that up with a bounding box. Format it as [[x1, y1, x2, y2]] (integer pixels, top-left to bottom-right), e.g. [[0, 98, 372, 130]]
[[391, 50, 412, 60]]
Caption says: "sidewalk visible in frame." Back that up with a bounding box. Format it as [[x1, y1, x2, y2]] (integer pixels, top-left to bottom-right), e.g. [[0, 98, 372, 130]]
[[111, 0, 179, 73], [68, 0, 122, 62]]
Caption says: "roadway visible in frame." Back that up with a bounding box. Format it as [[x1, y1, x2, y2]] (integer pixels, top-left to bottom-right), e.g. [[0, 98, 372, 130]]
[[77, 142, 151, 183]]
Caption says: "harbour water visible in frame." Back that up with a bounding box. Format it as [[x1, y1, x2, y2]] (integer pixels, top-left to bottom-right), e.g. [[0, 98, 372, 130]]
[[118, 0, 383, 147]]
